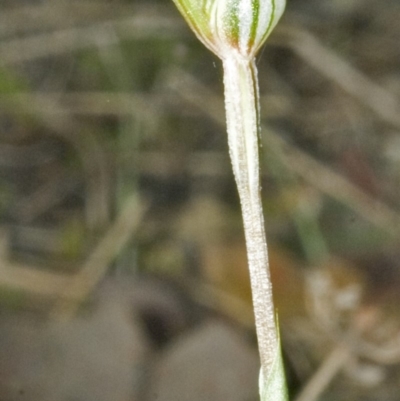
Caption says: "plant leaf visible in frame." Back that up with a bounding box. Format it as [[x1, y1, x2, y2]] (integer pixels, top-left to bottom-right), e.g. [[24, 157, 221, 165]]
[[0, 66, 28, 94], [259, 339, 288, 401]]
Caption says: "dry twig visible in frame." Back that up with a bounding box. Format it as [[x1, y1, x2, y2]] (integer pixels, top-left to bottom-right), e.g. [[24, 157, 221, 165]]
[[276, 26, 400, 130], [0, 11, 183, 66], [50, 194, 147, 321]]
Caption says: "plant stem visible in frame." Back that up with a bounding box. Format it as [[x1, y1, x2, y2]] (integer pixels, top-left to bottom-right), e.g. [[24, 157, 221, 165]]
[[223, 53, 277, 379]]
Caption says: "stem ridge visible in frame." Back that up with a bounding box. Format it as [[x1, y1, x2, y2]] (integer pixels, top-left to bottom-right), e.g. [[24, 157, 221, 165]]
[[223, 54, 277, 379]]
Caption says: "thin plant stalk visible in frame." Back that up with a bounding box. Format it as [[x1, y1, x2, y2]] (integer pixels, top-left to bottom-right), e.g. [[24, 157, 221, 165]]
[[223, 54, 277, 374], [169, 0, 287, 398]]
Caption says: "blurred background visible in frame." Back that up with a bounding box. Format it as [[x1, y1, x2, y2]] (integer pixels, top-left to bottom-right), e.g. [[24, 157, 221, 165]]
[[0, 0, 400, 400]]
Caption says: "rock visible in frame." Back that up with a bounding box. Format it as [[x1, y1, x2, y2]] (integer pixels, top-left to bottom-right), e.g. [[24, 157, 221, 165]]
[[149, 320, 259, 401], [0, 283, 151, 401]]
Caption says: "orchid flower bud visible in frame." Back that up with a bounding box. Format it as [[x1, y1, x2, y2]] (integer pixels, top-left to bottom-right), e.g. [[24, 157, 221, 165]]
[[172, 0, 286, 59]]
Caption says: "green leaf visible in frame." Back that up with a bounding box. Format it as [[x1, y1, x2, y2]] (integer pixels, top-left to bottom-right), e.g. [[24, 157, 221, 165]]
[[0, 66, 29, 94], [259, 340, 289, 401]]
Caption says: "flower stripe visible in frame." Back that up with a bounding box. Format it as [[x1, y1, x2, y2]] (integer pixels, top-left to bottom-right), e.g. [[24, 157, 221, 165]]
[[258, 0, 283, 54], [248, 0, 260, 52]]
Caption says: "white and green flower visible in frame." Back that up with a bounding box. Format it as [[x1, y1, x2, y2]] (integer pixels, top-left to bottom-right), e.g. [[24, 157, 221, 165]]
[[172, 0, 286, 59]]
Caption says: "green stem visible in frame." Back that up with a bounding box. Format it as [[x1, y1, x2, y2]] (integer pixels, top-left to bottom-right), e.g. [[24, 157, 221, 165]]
[[223, 54, 277, 378]]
